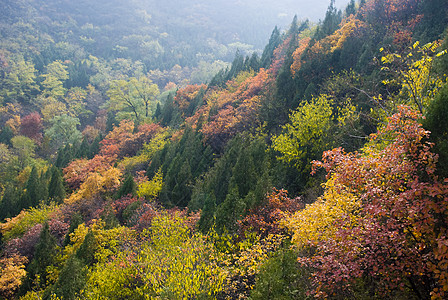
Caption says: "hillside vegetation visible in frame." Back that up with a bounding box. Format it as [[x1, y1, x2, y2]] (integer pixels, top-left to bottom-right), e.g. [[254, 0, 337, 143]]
[[1, 0, 448, 299]]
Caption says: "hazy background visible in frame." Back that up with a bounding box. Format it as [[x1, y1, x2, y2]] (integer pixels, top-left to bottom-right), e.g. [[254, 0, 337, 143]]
[[0, 0, 351, 71]]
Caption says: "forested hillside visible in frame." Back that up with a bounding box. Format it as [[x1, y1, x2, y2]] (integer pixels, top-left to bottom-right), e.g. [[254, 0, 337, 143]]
[[1, 0, 448, 299]]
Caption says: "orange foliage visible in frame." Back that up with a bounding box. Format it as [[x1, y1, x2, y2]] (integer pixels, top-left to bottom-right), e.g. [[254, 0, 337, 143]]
[[99, 119, 135, 156], [198, 69, 270, 151], [309, 16, 368, 57], [174, 84, 206, 116], [5, 115, 20, 135], [64, 156, 114, 190], [82, 125, 100, 143], [290, 37, 311, 77], [269, 36, 293, 76], [64, 120, 163, 190], [362, 0, 421, 22]]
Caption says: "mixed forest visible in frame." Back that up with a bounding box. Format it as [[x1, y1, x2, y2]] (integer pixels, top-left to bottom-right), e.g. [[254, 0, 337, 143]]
[[1, 0, 448, 299]]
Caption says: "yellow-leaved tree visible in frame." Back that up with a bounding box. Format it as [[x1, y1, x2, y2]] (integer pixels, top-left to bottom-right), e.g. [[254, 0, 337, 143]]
[[272, 94, 356, 171], [82, 214, 225, 299], [137, 168, 163, 200], [381, 40, 447, 114]]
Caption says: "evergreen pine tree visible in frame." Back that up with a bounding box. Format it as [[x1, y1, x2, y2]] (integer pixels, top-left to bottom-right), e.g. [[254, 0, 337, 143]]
[[77, 137, 90, 158], [215, 186, 245, 234], [154, 102, 162, 120], [171, 160, 192, 207], [0, 184, 19, 220], [50, 256, 87, 300], [76, 230, 96, 265], [424, 84, 448, 177], [89, 133, 102, 159], [116, 173, 136, 199], [261, 26, 281, 69], [48, 166, 66, 204], [345, 0, 356, 16], [0, 125, 14, 146], [161, 93, 175, 127], [226, 50, 245, 81], [105, 111, 117, 133], [22, 166, 41, 208], [63, 212, 83, 246], [22, 222, 57, 292], [197, 194, 216, 233], [55, 144, 73, 168]]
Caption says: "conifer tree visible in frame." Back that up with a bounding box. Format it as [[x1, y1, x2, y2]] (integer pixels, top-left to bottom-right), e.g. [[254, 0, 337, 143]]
[[50, 256, 86, 300], [116, 173, 136, 199], [154, 102, 162, 120], [197, 194, 216, 233], [0, 126, 14, 146], [77, 137, 90, 158], [20, 223, 57, 293], [161, 93, 175, 126], [89, 133, 102, 159], [215, 186, 245, 233], [48, 166, 66, 204], [22, 166, 41, 208], [76, 230, 96, 266], [345, 0, 356, 16], [261, 26, 281, 68], [0, 184, 19, 220], [63, 212, 83, 246]]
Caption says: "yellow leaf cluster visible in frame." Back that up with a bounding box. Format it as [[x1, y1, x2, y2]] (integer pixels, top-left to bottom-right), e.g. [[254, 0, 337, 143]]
[[66, 168, 122, 205], [0, 203, 58, 241], [272, 94, 334, 167], [381, 40, 447, 114], [137, 168, 163, 200], [283, 176, 360, 248], [309, 16, 367, 56], [84, 214, 225, 299], [118, 129, 170, 172], [0, 254, 28, 298]]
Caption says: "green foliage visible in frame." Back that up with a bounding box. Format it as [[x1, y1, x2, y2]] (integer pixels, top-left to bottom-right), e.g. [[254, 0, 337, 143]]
[[63, 213, 83, 246], [75, 230, 96, 265], [115, 173, 136, 199], [11, 135, 36, 169], [250, 248, 311, 300], [0, 183, 20, 220], [0, 126, 14, 146], [106, 76, 160, 123], [0, 203, 57, 242], [22, 166, 46, 209], [40, 61, 69, 99], [49, 256, 87, 300], [193, 134, 272, 233], [273, 94, 356, 173], [0, 54, 39, 104], [424, 83, 448, 177], [1, 2, 448, 299], [45, 115, 82, 149], [314, 0, 342, 40], [48, 166, 65, 204], [157, 127, 213, 207], [22, 223, 57, 292], [261, 27, 282, 69]]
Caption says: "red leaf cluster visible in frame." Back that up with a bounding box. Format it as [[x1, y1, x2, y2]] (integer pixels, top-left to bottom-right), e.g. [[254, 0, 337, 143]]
[[19, 112, 43, 144], [306, 106, 448, 298], [239, 188, 303, 237]]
